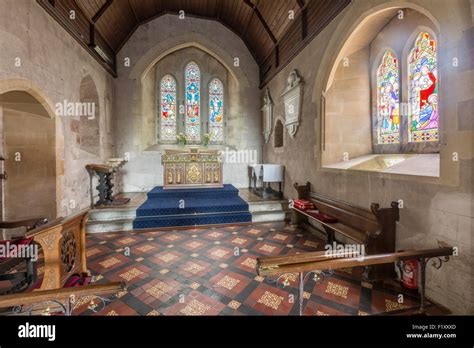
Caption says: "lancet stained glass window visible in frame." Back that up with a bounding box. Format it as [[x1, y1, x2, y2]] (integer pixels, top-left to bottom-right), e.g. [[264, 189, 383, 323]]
[[377, 50, 400, 144], [208, 78, 224, 143], [408, 32, 438, 142], [160, 75, 177, 142], [185, 62, 201, 142]]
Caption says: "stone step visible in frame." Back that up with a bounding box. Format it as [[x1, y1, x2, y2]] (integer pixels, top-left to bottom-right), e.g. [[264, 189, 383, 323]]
[[87, 200, 289, 233], [87, 218, 134, 233], [251, 210, 289, 223], [89, 208, 136, 221], [248, 201, 287, 213]]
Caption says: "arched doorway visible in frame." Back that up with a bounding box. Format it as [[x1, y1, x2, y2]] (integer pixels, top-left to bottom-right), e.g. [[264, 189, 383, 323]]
[[0, 90, 57, 221]]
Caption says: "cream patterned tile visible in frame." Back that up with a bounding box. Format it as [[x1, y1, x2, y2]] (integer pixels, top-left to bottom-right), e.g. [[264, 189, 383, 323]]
[[257, 291, 284, 310]]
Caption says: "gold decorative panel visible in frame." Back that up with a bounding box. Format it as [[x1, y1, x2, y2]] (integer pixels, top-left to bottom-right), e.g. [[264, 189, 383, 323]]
[[186, 164, 202, 184], [162, 147, 223, 188]]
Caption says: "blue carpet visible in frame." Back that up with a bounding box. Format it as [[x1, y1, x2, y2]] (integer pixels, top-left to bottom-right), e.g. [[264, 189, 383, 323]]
[[133, 184, 252, 229]]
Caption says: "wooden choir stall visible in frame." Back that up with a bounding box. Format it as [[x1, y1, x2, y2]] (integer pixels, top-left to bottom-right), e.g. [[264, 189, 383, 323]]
[[0, 210, 123, 315]]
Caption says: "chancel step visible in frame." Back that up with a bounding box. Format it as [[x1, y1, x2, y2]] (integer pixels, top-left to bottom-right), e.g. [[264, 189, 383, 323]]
[[133, 185, 252, 229], [86, 188, 288, 233]]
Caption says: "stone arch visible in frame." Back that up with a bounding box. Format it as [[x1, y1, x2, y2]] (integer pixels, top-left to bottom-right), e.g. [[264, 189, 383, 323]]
[[131, 32, 252, 89], [78, 74, 101, 155], [141, 45, 233, 150], [0, 79, 57, 118], [317, 4, 441, 165], [317, 2, 440, 98]]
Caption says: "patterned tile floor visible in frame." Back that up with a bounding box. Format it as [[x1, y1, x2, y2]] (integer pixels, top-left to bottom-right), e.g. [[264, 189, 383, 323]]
[[76, 222, 433, 316]]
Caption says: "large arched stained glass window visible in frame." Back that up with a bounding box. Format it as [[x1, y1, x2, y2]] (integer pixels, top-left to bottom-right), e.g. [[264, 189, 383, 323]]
[[209, 78, 224, 144], [160, 74, 177, 142], [377, 50, 400, 144], [185, 62, 201, 142], [408, 32, 438, 142]]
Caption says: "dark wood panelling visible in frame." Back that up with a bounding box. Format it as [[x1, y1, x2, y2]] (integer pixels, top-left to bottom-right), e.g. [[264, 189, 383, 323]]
[[37, 0, 351, 84], [37, 0, 117, 76], [260, 0, 351, 87]]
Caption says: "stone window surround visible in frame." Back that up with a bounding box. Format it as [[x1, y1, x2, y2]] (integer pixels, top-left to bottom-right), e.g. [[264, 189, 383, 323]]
[[321, 11, 442, 177], [157, 63, 227, 146]]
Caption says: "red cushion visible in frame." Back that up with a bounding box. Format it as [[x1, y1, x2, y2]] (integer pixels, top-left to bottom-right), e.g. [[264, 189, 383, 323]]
[[306, 210, 338, 223], [63, 274, 92, 288], [0, 237, 33, 246], [294, 199, 314, 209]]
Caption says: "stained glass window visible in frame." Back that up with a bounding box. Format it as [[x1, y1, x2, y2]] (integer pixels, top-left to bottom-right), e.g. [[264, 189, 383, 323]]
[[185, 62, 201, 142], [160, 75, 177, 142], [377, 50, 400, 144], [408, 32, 438, 142], [208, 78, 224, 143]]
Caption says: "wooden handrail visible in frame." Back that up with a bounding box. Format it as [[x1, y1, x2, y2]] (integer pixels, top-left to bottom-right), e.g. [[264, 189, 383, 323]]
[[257, 247, 454, 276], [0, 217, 48, 231], [0, 281, 125, 308]]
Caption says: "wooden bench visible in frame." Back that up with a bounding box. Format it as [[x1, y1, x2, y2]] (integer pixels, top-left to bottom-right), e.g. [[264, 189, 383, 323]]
[[291, 182, 399, 280]]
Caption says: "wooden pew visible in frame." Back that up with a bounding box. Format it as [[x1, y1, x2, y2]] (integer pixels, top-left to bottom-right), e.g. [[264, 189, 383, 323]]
[[0, 210, 126, 315], [25, 209, 90, 290], [291, 182, 399, 280]]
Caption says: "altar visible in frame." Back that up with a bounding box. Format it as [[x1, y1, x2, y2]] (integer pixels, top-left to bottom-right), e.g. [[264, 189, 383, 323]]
[[162, 147, 223, 189]]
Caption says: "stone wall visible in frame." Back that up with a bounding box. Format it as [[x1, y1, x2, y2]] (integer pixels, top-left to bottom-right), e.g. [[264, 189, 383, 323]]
[[0, 0, 115, 217], [114, 14, 261, 192], [324, 47, 372, 165], [262, 0, 473, 314]]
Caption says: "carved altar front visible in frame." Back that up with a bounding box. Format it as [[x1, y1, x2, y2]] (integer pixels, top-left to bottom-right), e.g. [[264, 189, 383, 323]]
[[162, 147, 223, 189]]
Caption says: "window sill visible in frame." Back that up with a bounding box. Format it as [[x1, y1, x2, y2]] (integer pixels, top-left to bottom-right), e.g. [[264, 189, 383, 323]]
[[144, 143, 231, 153], [323, 153, 440, 177]]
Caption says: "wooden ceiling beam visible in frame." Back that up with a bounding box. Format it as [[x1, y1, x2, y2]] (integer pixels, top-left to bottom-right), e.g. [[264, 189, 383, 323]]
[[242, 0, 256, 39], [37, 0, 117, 76], [298, 0, 308, 40], [92, 0, 113, 23], [243, 0, 277, 45], [216, 0, 222, 20], [128, 0, 139, 23], [296, 0, 305, 9]]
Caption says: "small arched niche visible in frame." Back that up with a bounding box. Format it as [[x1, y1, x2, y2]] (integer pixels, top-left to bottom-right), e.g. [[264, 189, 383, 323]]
[[274, 118, 284, 149], [321, 7, 440, 177], [78, 75, 100, 155]]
